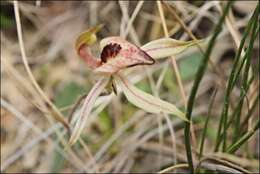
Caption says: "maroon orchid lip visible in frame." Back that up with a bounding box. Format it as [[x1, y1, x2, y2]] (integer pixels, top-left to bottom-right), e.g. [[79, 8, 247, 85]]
[[100, 43, 122, 63]]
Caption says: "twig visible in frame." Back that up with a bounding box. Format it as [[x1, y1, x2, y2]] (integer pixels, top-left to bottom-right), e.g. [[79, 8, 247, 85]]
[[163, 113, 177, 165], [156, 1, 187, 108], [157, 0, 197, 153], [0, 99, 85, 172], [13, 2, 98, 172], [158, 163, 189, 173], [197, 156, 252, 173], [163, 1, 230, 97], [13, 0, 69, 131], [123, 1, 144, 38]]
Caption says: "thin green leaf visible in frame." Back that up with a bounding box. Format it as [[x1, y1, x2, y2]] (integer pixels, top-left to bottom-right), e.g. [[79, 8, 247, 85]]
[[227, 120, 259, 153], [215, 4, 259, 151], [69, 78, 109, 145], [199, 89, 217, 160], [185, 2, 233, 172], [141, 38, 202, 59], [232, 22, 259, 144], [115, 74, 187, 121], [241, 95, 259, 130]]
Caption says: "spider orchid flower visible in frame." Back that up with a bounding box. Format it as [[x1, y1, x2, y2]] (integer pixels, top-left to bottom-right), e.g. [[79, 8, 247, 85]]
[[69, 25, 199, 145]]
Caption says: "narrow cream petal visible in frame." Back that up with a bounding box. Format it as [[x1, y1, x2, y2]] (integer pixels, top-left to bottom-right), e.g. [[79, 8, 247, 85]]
[[69, 78, 109, 145], [141, 38, 202, 59], [115, 75, 188, 121]]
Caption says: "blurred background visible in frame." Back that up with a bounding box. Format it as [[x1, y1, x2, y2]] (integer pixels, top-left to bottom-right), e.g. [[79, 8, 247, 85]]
[[1, 1, 259, 173]]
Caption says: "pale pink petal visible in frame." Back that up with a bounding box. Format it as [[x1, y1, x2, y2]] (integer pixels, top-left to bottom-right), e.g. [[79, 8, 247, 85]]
[[95, 37, 155, 74]]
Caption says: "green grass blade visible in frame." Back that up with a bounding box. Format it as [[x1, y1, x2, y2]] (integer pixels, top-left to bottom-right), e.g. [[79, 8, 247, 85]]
[[214, 4, 259, 151], [184, 2, 233, 173], [241, 94, 259, 130], [232, 22, 259, 145], [227, 120, 260, 153], [214, 76, 254, 143], [199, 89, 218, 160], [223, 23, 259, 151]]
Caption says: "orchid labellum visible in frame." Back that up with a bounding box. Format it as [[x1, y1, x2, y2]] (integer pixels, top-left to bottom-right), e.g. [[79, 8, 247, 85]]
[[69, 25, 199, 145]]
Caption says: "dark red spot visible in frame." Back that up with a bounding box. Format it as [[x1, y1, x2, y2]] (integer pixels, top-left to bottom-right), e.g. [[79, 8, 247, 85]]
[[101, 43, 121, 63]]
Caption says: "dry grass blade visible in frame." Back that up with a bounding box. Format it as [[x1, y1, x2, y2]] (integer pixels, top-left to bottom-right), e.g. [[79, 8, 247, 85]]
[[0, 99, 85, 172], [158, 163, 189, 173], [163, 1, 230, 93], [156, 1, 187, 108], [157, 0, 197, 152], [122, 1, 144, 38], [13, 0, 69, 131], [12, 2, 93, 172]]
